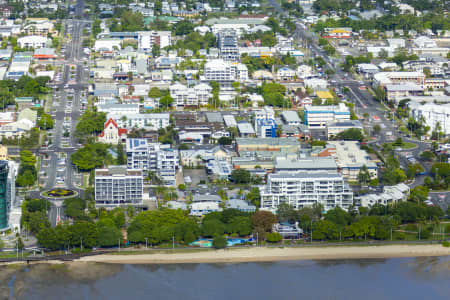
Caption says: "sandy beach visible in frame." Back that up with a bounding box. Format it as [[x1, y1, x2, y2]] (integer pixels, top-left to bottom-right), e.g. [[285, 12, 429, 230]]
[[78, 245, 450, 264]]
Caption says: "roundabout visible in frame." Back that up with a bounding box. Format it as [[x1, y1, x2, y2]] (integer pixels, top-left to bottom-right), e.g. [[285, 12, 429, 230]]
[[41, 188, 78, 199]]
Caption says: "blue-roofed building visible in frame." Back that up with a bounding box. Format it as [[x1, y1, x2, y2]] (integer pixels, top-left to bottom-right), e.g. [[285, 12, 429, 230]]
[[5, 71, 26, 80], [256, 119, 277, 138]]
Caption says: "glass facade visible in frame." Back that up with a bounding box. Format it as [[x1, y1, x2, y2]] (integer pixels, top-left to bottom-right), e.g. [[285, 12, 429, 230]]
[[0, 161, 9, 229]]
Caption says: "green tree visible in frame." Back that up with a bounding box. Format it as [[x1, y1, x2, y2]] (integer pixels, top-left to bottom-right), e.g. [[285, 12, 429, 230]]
[[212, 235, 227, 249], [74, 110, 107, 141], [202, 219, 226, 237], [406, 163, 424, 179], [152, 44, 160, 57], [117, 143, 126, 165], [276, 203, 298, 223], [38, 113, 54, 129], [218, 136, 232, 145], [148, 87, 161, 98], [71, 143, 111, 171], [246, 187, 261, 207], [358, 165, 371, 185], [266, 232, 282, 243], [70, 221, 99, 249], [336, 128, 364, 141], [229, 216, 252, 236], [159, 95, 174, 108], [230, 169, 251, 184], [373, 124, 381, 135], [97, 218, 123, 247]]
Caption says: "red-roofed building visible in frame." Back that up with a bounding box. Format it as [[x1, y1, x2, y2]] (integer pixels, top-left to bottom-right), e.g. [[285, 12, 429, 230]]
[[98, 118, 127, 145]]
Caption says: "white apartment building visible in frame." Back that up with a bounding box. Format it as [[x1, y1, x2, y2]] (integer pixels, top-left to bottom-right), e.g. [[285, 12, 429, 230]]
[[107, 113, 170, 130], [409, 102, 450, 135], [254, 106, 275, 122], [204, 59, 248, 86], [94, 166, 143, 207], [126, 139, 179, 185], [23, 21, 55, 36], [217, 29, 239, 61], [17, 36, 49, 48], [260, 171, 354, 212], [169, 83, 212, 107], [304, 103, 351, 128], [138, 31, 171, 51]]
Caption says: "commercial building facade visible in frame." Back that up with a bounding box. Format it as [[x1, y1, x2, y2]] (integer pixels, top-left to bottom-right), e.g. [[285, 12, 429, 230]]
[[304, 103, 351, 128]]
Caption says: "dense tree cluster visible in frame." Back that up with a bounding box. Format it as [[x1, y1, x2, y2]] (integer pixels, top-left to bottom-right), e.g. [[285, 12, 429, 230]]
[[313, 0, 450, 33], [261, 82, 290, 107], [71, 143, 112, 171], [21, 199, 50, 235], [16, 150, 37, 187], [127, 208, 199, 245], [336, 128, 364, 142], [241, 54, 282, 73], [170, 32, 216, 53], [0, 76, 50, 106], [110, 11, 144, 32], [277, 201, 444, 241], [74, 110, 107, 142], [37, 206, 126, 250]]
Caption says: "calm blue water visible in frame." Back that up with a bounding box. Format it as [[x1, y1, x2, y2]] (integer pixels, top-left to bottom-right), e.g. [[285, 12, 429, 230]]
[[7, 256, 450, 300]]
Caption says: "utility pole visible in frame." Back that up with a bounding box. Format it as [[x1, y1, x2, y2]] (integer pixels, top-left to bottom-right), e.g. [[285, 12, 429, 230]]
[[310, 220, 313, 243], [391, 227, 393, 241], [145, 237, 148, 249], [118, 239, 120, 252]]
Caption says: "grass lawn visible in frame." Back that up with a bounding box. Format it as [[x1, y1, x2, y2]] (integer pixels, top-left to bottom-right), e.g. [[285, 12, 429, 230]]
[[385, 142, 417, 149]]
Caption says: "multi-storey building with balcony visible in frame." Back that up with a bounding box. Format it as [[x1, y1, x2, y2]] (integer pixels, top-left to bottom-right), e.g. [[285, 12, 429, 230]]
[[260, 171, 353, 212], [95, 166, 143, 207], [126, 139, 179, 185], [217, 29, 239, 61]]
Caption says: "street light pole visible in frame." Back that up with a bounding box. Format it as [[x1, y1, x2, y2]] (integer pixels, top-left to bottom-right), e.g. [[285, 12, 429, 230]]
[[118, 239, 120, 252], [310, 220, 313, 243], [145, 237, 148, 249]]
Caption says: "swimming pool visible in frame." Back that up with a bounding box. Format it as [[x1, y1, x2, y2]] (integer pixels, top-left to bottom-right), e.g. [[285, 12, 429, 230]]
[[190, 238, 254, 247]]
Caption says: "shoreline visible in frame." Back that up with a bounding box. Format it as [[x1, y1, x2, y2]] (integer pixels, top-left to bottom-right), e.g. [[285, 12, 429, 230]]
[[75, 245, 450, 264]]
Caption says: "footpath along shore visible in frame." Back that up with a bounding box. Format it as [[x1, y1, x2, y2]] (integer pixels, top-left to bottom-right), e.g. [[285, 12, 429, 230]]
[[76, 244, 450, 264]]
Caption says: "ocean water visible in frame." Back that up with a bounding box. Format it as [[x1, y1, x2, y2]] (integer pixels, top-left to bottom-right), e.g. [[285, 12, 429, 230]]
[[2, 256, 449, 300]]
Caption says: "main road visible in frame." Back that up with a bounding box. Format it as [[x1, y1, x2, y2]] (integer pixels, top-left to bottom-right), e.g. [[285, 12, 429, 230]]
[[30, 0, 90, 226]]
